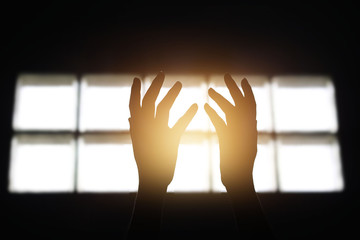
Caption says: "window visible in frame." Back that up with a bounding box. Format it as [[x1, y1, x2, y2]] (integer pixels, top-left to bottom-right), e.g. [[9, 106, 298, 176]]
[[9, 73, 344, 193]]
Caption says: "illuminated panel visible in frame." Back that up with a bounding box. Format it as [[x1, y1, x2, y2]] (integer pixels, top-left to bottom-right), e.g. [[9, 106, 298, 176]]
[[167, 134, 210, 192], [272, 76, 338, 132], [145, 74, 209, 131], [13, 74, 78, 131], [77, 134, 138, 192], [211, 135, 277, 192], [277, 135, 343, 192], [209, 75, 272, 132], [79, 74, 142, 131], [9, 134, 75, 193]]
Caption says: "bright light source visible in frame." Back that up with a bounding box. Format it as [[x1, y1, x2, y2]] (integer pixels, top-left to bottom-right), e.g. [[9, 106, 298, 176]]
[[211, 135, 277, 192], [277, 135, 344, 192], [168, 134, 210, 192], [9, 135, 75, 192], [13, 74, 77, 130], [209, 75, 272, 132], [145, 75, 209, 131], [253, 135, 277, 192], [79, 74, 141, 131], [272, 76, 338, 132], [77, 134, 138, 192]]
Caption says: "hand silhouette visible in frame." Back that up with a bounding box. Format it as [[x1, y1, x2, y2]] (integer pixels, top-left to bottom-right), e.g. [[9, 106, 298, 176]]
[[127, 72, 198, 239], [129, 71, 198, 192], [205, 73, 257, 194], [205, 74, 272, 238]]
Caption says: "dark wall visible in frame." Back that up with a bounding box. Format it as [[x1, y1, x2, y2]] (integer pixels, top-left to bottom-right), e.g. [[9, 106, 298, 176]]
[[1, 3, 359, 239]]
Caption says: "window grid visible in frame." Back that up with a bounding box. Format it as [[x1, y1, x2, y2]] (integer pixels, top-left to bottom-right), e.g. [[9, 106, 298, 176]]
[[9, 74, 343, 193]]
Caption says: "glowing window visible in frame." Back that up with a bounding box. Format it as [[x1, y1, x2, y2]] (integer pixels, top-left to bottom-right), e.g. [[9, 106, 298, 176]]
[[277, 135, 343, 192], [9, 134, 75, 192], [79, 74, 141, 131], [168, 134, 210, 192], [9, 73, 344, 193], [13, 74, 78, 131], [77, 134, 138, 192], [272, 76, 338, 132]]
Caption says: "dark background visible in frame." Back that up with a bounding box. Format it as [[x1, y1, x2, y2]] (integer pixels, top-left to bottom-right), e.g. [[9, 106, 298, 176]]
[[1, 3, 359, 239]]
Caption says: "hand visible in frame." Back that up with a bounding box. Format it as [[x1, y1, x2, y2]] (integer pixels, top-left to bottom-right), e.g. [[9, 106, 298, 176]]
[[205, 73, 257, 194], [129, 72, 198, 192]]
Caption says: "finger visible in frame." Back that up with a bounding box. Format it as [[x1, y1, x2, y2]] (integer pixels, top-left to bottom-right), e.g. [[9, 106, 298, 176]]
[[224, 73, 244, 106], [172, 104, 198, 136], [129, 77, 141, 116], [156, 81, 182, 125], [142, 71, 165, 117], [208, 88, 234, 113], [204, 103, 226, 132], [241, 78, 256, 104]]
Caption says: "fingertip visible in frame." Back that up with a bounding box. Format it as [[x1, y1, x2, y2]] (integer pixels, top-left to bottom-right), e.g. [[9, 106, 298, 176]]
[[191, 103, 198, 112], [224, 73, 232, 79], [175, 81, 182, 89], [241, 77, 249, 86], [158, 71, 165, 78], [208, 88, 215, 95], [133, 77, 141, 84]]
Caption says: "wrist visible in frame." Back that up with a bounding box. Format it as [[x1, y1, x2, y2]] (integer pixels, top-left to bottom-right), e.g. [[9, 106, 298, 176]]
[[137, 182, 168, 197]]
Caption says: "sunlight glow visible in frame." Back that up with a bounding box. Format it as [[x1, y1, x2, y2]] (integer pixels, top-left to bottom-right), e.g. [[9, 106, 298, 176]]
[[77, 134, 138, 192], [9, 135, 75, 192], [272, 76, 338, 132], [168, 135, 210, 192], [209, 75, 273, 132], [13, 74, 77, 130], [80, 74, 141, 131], [145, 75, 209, 131], [277, 135, 344, 192]]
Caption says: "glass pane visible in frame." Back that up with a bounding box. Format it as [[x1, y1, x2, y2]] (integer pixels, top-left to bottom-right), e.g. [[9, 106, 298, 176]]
[[277, 135, 344, 192], [145, 74, 209, 131], [167, 134, 210, 192], [209, 75, 272, 132], [211, 134, 277, 192], [79, 74, 142, 131], [77, 134, 138, 192], [272, 76, 338, 132], [13, 74, 78, 131], [9, 134, 75, 192]]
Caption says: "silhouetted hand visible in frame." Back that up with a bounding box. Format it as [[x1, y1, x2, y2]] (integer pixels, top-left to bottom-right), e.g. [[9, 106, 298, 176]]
[[205, 74, 273, 238], [205, 73, 257, 194], [129, 71, 198, 192], [127, 72, 198, 239]]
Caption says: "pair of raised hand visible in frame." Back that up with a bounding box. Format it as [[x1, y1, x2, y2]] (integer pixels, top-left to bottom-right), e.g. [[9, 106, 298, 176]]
[[127, 72, 271, 239], [128, 71, 257, 194]]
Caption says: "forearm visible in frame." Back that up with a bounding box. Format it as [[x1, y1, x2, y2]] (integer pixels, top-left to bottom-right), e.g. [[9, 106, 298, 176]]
[[126, 185, 167, 239], [227, 183, 274, 239]]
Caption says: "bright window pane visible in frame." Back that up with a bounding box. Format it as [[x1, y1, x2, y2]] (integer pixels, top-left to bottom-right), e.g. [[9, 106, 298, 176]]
[[77, 134, 138, 192], [209, 75, 272, 132], [13, 74, 78, 130], [272, 76, 338, 132], [253, 135, 277, 192], [211, 135, 277, 192], [79, 74, 141, 131], [9, 134, 75, 192], [145, 75, 209, 131], [168, 134, 210, 192], [277, 135, 344, 192]]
